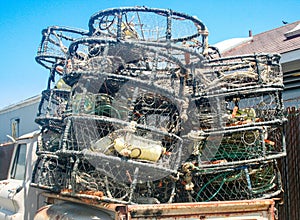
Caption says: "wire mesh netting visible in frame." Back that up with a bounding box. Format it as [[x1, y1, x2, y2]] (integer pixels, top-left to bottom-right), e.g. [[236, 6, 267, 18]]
[[88, 7, 209, 45], [32, 154, 282, 203], [194, 88, 285, 130], [177, 159, 282, 202], [185, 124, 285, 170], [32, 6, 286, 205], [36, 26, 89, 73], [35, 89, 70, 132], [199, 54, 283, 93]]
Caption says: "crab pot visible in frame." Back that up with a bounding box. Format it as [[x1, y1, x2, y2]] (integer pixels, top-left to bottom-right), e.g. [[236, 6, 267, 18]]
[[61, 115, 183, 182], [192, 87, 285, 130], [35, 89, 70, 132], [36, 26, 89, 71], [186, 123, 286, 169], [88, 7, 208, 45], [31, 154, 71, 192], [176, 160, 283, 202], [65, 38, 205, 96], [197, 53, 283, 94], [37, 128, 61, 152]]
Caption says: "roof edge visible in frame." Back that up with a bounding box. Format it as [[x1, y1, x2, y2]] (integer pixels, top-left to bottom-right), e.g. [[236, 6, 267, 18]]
[[214, 37, 253, 53], [0, 95, 41, 114]]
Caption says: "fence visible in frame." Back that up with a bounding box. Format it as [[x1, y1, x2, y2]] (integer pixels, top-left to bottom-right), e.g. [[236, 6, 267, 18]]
[[278, 106, 300, 220]]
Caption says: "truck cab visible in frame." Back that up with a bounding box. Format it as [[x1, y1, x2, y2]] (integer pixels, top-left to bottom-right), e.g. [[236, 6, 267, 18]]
[[0, 131, 43, 220]]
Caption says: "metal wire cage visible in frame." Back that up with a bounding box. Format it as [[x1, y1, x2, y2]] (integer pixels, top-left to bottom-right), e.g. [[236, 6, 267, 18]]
[[185, 123, 286, 170], [35, 89, 70, 132], [33, 6, 286, 205], [31, 153, 178, 204], [176, 160, 283, 202], [32, 155, 282, 203], [193, 87, 285, 130], [88, 7, 209, 49], [36, 26, 89, 72], [198, 53, 283, 94]]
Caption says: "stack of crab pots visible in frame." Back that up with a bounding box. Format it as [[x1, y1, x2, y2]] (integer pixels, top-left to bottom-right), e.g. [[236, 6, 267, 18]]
[[32, 7, 286, 204]]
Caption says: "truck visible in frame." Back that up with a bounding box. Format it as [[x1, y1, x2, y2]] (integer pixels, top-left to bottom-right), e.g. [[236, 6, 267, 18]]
[[1, 6, 285, 220]]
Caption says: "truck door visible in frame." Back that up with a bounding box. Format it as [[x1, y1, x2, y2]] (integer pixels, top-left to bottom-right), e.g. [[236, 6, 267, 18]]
[[0, 132, 42, 220]]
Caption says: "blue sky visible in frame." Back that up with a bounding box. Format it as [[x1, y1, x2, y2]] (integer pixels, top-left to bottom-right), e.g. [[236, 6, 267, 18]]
[[0, 0, 299, 109]]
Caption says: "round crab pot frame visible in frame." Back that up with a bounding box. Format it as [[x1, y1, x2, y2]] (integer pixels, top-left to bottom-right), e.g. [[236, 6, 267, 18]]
[[88, 7, 209, 48], [36, 26, 89, 72]]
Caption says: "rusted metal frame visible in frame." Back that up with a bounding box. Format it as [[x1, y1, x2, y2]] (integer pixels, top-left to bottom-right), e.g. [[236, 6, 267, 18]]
[[288, 117, 297, 218], [282, 108, 297, 219], [44, 192, 131, 208], [41, 194, 276, 218], [290, 109, 300, 219], [123, 199, 276, 218]]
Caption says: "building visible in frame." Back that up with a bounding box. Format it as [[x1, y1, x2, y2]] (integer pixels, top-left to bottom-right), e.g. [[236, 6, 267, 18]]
[[0, 95, 40, 143]]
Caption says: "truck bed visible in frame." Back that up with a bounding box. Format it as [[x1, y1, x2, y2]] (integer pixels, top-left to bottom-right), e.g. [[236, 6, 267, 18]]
[[38, 192, 276, 220]]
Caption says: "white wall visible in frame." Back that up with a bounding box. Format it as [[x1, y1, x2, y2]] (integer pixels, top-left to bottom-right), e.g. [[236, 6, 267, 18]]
[[0, 96, 40, 143]]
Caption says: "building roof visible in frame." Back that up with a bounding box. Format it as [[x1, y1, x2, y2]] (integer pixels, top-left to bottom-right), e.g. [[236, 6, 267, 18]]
[[0, 95, 41, 114], [221, 20, 300, 57]]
